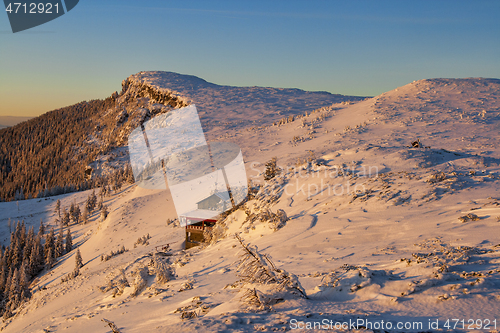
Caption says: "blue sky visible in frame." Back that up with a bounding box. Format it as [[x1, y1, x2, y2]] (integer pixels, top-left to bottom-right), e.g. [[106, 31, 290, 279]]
[[1, 0, 499, 117]]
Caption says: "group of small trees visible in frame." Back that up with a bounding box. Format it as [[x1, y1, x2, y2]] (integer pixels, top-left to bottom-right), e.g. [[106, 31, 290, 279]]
[[56, 200, 83, 226], [54, 189, 107, 227], [0, 219, 73, 319]]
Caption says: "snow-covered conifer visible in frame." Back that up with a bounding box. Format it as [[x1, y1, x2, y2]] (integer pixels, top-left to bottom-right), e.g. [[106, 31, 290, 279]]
[[55, 228, 64, 257], [65, 229, 73, 253], [75, 248, 83, 270], [72, 204, 81, 224], [82, 206, 88, 224], [62, 208, 70, 226], [38, 218, 45, 237], [19, 263, 31, 300], [45, 248, 54, 270], [44, 228, 55, 259], [101, 205, 109, 221], [55, 199, 61, 219]]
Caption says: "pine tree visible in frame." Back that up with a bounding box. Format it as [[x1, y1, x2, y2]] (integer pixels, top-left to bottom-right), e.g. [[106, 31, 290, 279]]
[[19, 220, 26, 248], [97, 196, 103, 211], [69, 203, 75, 222], [29, 235, 44, 276], [55, 199, 61, 219], [264, 157, 280, 181], [86, 190, 97, 213], [125, 164, 135, 184], [45, 247, 54, 270], [44, 228, 55, 259], [28, 242, 40, 277], [72, 204, 81, 224], [62, 208, 70, 226], [8, 268, 20, 309], [3, 267, 13, 302], [101, 205, 109, 221], [75, 249, 83, 270], [11, 236, 22, 269], [14, 220, 21, 242], [65, 229, 73, 253], [101, 185, 108, 197], [82, 206, 88, 224], [115, 173, 123, 191], [2, 307, 12, 320], [24, 226, 35, 262], [55, 228, 64, 257], [38, 218, 45, 238], [0, 256, 6, 294], [19, 262, 31, 300]]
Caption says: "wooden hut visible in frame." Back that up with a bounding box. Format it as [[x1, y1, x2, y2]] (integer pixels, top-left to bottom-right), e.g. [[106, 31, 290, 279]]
[[180, 191, 231, 249]]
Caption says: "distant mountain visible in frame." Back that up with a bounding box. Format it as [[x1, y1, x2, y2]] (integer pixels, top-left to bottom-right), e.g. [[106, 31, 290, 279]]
[[0, 116, 32, 128], [0, 71, 366, 201]]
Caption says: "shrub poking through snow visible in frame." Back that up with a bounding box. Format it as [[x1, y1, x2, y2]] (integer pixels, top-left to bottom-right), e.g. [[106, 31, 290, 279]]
[[173, 297, 212, 320], [61, 269, 79, 283], [101, 245, 127, 262], [203, 220, 228, 244], [427, 171, 446, 183], [100, 269, 130, 297], [243, 208, 288, 231], [134, 234, 151, 247], [131, 265, 149, 297], [315, 264, 376, 294], [150, 254, 172, 284], [178, 281, 193, 292], [100, 204, 109, 221], [235, 234, 307, 311], [458, 213, 480, 223], [241, 288, 275, 312], [102, 318, 121, 333]]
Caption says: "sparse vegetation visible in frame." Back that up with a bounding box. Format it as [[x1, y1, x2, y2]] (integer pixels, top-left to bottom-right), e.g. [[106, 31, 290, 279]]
[[150, 254, 172, 284], [458, 213, 480, 222], [203, 221, 228, 245], [263, 157, 280, 181], [235, 234, 307, 311], [134, 234, 151, 247], [99, 269, 130, 297], [130, 265, 149, 297], [101, 246, 127, 262], [427, 171, 446, 183], [102, 318, 121, 333]]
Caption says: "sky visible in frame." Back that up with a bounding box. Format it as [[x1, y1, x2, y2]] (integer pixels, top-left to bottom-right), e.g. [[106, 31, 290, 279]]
[[1, 0, 499, 117]]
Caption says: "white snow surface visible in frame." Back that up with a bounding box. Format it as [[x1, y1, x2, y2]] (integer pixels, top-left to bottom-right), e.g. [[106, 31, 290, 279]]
[[127, 71, 366, 138], [1, 77, 500, 332]]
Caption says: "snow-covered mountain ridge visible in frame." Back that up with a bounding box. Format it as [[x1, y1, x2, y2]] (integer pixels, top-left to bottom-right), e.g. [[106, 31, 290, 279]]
[[0, 71, 363, 201], [125, 71, 367, 138], [0, 76, 499, 332]]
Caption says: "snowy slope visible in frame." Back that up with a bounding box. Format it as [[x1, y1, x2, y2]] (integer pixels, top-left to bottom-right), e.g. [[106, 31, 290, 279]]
[[126, 71, 367, 138], [1, 77, 499, 332]]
